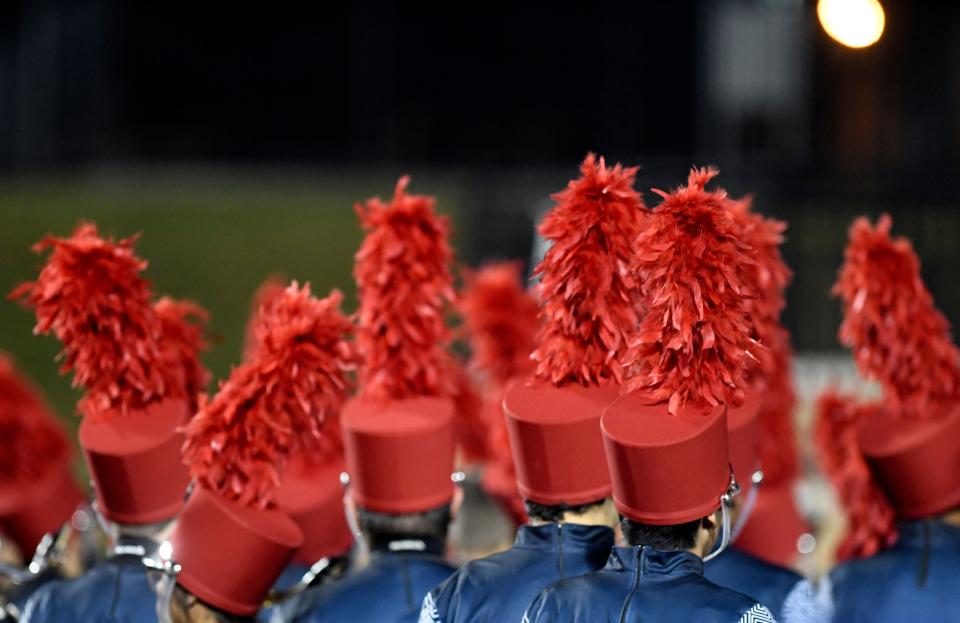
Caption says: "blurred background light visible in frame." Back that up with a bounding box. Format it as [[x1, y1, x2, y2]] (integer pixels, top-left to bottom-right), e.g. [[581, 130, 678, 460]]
[[818, 0, 886, 48]]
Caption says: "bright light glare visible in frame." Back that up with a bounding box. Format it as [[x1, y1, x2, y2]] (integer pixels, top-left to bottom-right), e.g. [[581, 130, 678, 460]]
[[818, 0, 885, 49]]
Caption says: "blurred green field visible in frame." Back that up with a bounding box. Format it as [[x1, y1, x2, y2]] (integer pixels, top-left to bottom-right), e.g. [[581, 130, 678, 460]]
[[0, 169, 467, 461]]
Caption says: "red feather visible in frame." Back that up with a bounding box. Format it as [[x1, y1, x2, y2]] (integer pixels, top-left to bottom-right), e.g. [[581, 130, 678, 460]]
[[532, 153, 646, 387], [459, 262, 539, 387], [182, 283, 356, 508], [624, 168, 758, 414], [834, 215, 960, 419], [458, 262, 539, 477], [814, 391, 897, 560], [728, 197, 798, 484], [451, 364, 488, 464], [353, 177, 457, 401], [755, 327, 799, 485], [243, 276, 287, 360], [154, 297, 210, 416], [10, 223, 189, 419], [0, 353, 71, 484]]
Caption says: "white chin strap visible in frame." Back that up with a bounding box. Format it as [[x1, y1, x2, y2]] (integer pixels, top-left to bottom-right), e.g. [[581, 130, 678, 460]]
[[729, 481, 760, 544], [155, 573, 177, 623], [702, 500, 731, 563], [341, 472, 369, 558]]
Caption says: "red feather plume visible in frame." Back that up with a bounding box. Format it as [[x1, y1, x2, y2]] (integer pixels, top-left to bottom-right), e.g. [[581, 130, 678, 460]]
[[728, 197, 798, 484], [814, 391, 897, 560], [243, 276, 287, 360], [353, 176, 457, 401], [532, 153, 646, 387], [0, 353, 71, 484], [755, 328, 799, 485], [624, 167, 758, 414], [458, 262, 539, 481], [10, 223, 188, 419], [451, 365, 488, 464], [154, 297, 210, 415], [834, 215, 960, 419], [182, 283, 356, 508], [459, 262, 539, 387]]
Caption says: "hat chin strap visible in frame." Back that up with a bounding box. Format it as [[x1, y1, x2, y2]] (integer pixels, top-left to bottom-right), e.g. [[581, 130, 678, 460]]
[[155, 572, 177, 623], [702, 499, 731, 563], [729, 481, 760, 545]]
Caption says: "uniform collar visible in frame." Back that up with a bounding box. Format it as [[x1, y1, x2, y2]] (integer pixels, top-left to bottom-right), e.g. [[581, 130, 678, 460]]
[[369, 535, 446, 558], [896, 518, 960, 547], [516, 523, 615, 552], [606, 545, 704, 579], [110, 536, 158, 560]]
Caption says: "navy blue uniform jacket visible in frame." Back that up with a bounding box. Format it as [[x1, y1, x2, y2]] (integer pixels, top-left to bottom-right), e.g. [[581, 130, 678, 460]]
[[829, 519, 960, 622], [523, 546, 777, 623], [705, 546, 802, 620], [21, 554, 158, 623], [420, 523, 614, 623], [288, 548, 455, 623]]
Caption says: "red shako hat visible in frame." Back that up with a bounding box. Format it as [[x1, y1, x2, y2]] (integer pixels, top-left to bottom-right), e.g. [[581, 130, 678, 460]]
[[724, 196, 809, 560], [817, 215, 960, 560], [733, 483, 810, 566], [244, 277, 355, 564], [11, 224, 208, 525], [343, 177, 458, 514], [176, 283, 353, 615], [0, 353, 84, 555], [503, 154, 645, 506], [609, 167, 760, 524], [459, 262, 539, 523], [723, 196, 797, 494]]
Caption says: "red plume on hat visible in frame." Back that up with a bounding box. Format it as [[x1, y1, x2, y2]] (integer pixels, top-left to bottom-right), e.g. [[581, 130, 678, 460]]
[[0, 352, 83, 555], [459, 262, 539, 522], [342, 177, 460, 514], [727, 196, 798, 485], [532, 153, 645, 388], [816, 215, 960, 560], [154, 297, 210, 415], [0, 353, 70, 484], [172, 283, 353, 615], [815, 392, 897, 561], [503, 154, 644, 506], [353, 176, 457, 401], [183, 282, 355, 509], [624, 167, 759, 414], [243, 275, 287, 361], [10, 223, 190, 419], [601, 167, 760, 526], [461, 262, 540, 387], [834, 215, 960, 418]]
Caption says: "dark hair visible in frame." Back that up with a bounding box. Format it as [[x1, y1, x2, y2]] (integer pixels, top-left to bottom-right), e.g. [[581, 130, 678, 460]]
[[356, 503, 452, 544], [524, 498, 608, 523], [171, 582, 254, 623], [620, 515, 704, 551]]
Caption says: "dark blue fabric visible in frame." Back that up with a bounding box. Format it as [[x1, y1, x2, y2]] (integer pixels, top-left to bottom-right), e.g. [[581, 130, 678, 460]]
[[259, 562, 311, 623], [704, 546, 801, 620], [422, 523, 614, 623], [524, 546, 763, 623], [289, 551, 455, 623], [829, 519, 960, 623], [20, 556, 158, 623], [7, 572, 58, 613]]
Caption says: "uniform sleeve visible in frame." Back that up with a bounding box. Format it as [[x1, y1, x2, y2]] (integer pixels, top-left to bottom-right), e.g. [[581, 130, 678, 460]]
[[781, 576, 834, 623], [19, 583, 64, 623], [521, 590, 552, 623], [736, 603, 778, 623], [419, 591, 442, 623], [418, 570, 464, 623]]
